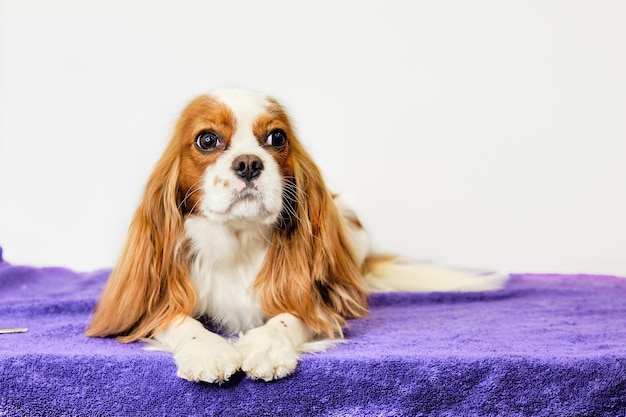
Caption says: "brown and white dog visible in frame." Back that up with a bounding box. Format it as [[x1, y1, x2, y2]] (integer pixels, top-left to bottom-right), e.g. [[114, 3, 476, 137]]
[[86, 88, 504, 383]]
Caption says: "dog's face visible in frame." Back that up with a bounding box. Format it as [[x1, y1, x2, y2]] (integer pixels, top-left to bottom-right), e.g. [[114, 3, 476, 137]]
[[176, 89, 295, 226]]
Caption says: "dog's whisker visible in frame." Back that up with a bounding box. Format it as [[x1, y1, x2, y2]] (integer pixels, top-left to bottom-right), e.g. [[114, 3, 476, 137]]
[[178, 179, 205, 211], [188, 197, 203, 215]]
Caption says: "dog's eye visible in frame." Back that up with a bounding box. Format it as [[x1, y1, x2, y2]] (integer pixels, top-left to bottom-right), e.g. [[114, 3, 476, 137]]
[[195, 131, 223, 152], [265, 129, 287, 149]]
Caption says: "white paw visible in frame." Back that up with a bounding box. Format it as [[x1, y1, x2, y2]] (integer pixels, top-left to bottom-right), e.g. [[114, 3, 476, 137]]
[[173, 333, 242, 384], [237, 326, 299, 381]]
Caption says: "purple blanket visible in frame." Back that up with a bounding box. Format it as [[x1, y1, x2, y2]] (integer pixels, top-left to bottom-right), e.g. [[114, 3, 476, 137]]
[[1, 246, 625, 416]]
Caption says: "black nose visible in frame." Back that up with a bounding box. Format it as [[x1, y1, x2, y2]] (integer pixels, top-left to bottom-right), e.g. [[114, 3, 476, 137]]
[[232, 154, 264, 181]]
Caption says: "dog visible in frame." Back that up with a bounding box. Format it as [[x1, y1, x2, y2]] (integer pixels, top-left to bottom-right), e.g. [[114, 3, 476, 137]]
[[86, 88, 505, 383]]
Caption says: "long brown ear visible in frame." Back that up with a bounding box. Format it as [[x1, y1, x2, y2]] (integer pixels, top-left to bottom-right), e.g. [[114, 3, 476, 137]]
[[254, 138, 368, 338], [85, 140, 196, 342]]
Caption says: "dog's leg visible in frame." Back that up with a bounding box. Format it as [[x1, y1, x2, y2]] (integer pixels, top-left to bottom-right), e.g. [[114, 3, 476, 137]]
[[152, 316, 242, 383], [237, 313, 314, 381]]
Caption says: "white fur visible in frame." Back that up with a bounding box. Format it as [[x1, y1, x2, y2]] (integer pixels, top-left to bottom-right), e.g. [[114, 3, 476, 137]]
[[152, 316, 242, 383], [333, 194, 370, 266], [365, 259, 508, 292], [184, 216, 268, 334], [237, 313, 314, 381]]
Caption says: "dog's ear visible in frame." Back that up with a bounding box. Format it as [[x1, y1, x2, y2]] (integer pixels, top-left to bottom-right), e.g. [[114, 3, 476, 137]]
[[86, 119, 196, 342], [254, 128, 368, 338]]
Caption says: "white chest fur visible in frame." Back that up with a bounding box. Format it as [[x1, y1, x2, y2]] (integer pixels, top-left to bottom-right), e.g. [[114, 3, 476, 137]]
[[184, 216, 270, 335]]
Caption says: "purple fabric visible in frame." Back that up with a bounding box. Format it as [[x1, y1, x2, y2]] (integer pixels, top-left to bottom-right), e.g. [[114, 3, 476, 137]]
[[1, 245, 625, 416]]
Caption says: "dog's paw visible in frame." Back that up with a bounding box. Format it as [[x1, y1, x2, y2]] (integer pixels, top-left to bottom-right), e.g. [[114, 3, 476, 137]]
[[173, 333, 242, 384], [237, 326, 299, 381]]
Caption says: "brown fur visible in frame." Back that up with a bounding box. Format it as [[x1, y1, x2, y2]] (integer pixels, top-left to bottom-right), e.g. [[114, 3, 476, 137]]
[[254, 123, 368, 337]]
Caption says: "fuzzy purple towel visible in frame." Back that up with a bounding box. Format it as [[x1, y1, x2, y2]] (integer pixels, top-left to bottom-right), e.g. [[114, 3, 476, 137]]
[[1, 246, 625, 416]]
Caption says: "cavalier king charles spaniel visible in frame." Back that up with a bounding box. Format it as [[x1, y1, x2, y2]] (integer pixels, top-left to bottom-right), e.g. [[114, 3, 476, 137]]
[[86, 88, 505, 383]]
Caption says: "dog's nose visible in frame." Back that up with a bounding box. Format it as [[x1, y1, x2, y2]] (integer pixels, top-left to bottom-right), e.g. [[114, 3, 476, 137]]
[[232, 154, 264, 181]]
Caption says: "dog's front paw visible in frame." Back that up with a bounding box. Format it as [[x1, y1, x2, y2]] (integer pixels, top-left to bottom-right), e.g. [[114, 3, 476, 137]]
[[237, 326, 299, 381], [173, 333, 242, 384]]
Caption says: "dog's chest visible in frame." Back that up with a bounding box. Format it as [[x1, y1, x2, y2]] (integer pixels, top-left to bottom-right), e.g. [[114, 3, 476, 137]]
[[184, 217, 270, 334]]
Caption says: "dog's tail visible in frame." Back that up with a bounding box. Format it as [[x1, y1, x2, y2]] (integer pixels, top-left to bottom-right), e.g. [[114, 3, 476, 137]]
[[332, 194, 507, 293], [363, 255, 508, 293]]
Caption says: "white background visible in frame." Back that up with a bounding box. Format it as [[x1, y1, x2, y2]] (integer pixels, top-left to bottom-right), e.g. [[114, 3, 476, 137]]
[[1, 0, 624, 275]]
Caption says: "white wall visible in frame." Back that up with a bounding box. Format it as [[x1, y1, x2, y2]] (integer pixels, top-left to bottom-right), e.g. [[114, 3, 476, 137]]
[[1, 0, 624, 275]]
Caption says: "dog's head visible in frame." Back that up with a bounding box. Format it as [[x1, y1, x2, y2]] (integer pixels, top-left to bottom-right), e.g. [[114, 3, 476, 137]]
[[86, 89, 367, 341], [174, 89, 292, 227]]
